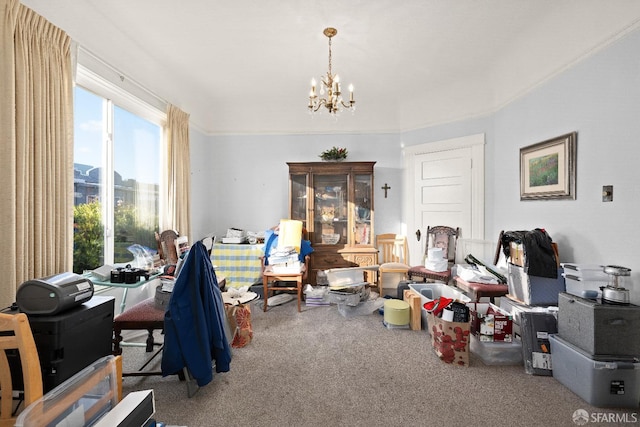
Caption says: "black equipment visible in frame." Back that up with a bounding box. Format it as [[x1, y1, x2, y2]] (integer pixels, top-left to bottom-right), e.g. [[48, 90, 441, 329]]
[[16, 272, 94, 315]]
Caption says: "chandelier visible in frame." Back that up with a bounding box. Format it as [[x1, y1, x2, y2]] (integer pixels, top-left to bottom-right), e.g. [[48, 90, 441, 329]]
[[308, 27, 355, 115]]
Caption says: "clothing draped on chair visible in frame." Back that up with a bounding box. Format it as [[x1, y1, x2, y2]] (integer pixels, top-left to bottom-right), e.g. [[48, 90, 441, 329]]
[[162, 241, 232, 387], [0, 0, 74, 308]]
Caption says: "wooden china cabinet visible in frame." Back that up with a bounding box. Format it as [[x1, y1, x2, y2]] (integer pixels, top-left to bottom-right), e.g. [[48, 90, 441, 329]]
[[287, 161, 378, 285]]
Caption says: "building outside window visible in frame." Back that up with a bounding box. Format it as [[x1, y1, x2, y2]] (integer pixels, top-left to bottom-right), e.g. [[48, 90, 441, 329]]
[[73, 84, 163, 273]]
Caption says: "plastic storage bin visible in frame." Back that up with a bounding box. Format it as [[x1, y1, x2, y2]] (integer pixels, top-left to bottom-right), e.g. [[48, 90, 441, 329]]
[[560, 263, 608, 299], [549, 334, 640, 408], [561, 263, 608, 281], [507, 264, 565, 306], [15, 355, 120, 427], [409, 283, 471, 331], [470, 335, 523, 365]]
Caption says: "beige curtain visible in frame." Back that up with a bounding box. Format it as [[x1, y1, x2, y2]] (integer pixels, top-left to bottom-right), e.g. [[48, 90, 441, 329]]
[[0, 0, 74, 308], [165, 105, 191, 242]]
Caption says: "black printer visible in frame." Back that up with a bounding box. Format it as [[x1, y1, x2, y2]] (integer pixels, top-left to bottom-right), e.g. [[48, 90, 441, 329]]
[[16, 272, 94, 315], [4, 295, 115, 393]]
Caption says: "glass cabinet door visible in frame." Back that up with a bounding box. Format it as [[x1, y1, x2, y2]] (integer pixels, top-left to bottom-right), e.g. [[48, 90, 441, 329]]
[[354, 174, 373, 245], [290, 174, 308, 228], [313, 174, 348, 246]]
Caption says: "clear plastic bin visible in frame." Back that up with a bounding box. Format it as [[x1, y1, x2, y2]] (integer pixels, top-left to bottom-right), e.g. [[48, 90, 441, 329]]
[[409, 283, 471, 331]]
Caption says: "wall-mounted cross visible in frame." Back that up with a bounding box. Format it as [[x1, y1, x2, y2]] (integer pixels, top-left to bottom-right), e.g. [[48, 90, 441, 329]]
[[381, 183, 391, 198]]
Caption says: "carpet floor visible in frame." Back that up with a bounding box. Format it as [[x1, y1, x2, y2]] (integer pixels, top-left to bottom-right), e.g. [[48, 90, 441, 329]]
[[120, 298, 636, 427]]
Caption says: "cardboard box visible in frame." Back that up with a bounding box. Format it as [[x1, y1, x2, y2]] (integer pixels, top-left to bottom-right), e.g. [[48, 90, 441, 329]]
[[508, 242, 559, 268], [468, 302, 513, 342], [426, 311, 470, 366], [509, 242, 525, 267]]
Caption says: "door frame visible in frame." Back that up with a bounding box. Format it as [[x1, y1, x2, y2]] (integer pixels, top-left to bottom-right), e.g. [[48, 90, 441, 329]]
[[402, 133, 485, 262]]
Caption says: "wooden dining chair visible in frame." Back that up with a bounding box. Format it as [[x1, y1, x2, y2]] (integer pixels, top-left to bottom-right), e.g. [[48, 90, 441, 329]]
[[407, 226, 460, 284], [375, 233, 410, 296], [0, 312, 43, 427], [1, 312, 123, 426], [155, 229, 180, 265]]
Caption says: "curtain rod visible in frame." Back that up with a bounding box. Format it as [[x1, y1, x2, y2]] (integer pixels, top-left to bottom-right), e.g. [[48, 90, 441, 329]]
[[77, 45, 169, 108]]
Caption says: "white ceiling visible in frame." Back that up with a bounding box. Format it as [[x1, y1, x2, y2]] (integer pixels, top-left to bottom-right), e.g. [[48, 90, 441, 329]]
[[21, 0, 640, 135]]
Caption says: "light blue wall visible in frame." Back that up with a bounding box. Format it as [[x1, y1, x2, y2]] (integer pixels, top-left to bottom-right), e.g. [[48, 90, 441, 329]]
[[191, 27, 640, 302], [190, 132, 404, 241]]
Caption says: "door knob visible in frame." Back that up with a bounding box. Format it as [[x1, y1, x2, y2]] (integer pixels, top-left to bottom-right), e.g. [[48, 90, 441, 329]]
[[415, 229, 421, 241]]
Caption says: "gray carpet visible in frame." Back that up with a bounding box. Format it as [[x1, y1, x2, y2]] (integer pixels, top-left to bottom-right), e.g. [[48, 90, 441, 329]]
[[120, 299, 634, 427]]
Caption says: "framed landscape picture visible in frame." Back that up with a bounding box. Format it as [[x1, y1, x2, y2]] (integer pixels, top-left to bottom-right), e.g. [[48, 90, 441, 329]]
[[520, 132, 577, 200]]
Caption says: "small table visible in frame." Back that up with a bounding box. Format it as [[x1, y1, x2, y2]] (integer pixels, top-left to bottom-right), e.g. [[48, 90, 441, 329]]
[[262, 265, 306, 313], [210, 243, 264, 288], [85, 272, 161, 314]]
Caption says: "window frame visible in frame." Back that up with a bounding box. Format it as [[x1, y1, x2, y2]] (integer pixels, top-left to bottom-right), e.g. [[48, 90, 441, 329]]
[[74, 59, 167, 267]]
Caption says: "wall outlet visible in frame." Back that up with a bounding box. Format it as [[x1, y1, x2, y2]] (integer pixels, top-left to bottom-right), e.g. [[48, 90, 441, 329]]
[[602, 185, 613, 202]]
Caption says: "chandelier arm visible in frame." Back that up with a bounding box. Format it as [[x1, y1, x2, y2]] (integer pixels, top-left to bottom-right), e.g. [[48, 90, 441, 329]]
[[340, 100, 355, 109], [309, 98, 329, 112]]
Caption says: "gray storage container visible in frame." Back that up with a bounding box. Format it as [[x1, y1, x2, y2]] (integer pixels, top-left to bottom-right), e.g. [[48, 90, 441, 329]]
[[557, 292, 640, 357], [549, 334, 640, 408], [507, 264, 565, 306]]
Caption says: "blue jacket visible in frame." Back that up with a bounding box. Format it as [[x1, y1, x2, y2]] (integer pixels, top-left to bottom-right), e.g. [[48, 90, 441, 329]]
[[161, 241, 232, 386]]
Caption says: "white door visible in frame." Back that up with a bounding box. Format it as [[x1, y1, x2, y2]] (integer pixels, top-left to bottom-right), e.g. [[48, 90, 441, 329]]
[[403, 134, 485, 264]]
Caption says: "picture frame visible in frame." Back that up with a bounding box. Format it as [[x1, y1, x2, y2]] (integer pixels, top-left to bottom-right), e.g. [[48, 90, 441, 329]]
[[520, 132, 577, 200]]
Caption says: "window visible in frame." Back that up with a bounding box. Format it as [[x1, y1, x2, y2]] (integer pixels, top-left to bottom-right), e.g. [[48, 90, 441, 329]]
[[73, 76, 164, 273]]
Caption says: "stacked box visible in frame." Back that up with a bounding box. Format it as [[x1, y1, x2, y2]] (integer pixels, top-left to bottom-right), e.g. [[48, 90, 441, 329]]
[[557, 292, 640, 358], [304, 285, 330, 307], [550, 334, 640, 408], [325, 266, 375, 307], [426, 311, 471, 367], [561, 263, 608, 299]]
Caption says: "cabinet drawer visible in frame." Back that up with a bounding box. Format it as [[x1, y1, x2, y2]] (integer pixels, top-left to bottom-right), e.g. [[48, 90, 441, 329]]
[[312, 253, 351, 270]]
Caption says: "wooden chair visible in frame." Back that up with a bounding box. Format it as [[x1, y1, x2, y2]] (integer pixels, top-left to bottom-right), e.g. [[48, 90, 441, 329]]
[[1, 313, 123, 426], [407, 226, 460, 284], [375, 233, 410, 296], [454, 230, 509, 303], [155, 229, 180, 265], [0, 313, 42, 427]]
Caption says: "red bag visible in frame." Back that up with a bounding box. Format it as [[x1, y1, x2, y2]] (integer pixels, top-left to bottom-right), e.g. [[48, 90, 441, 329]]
[[225, 303, 253, 348]]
